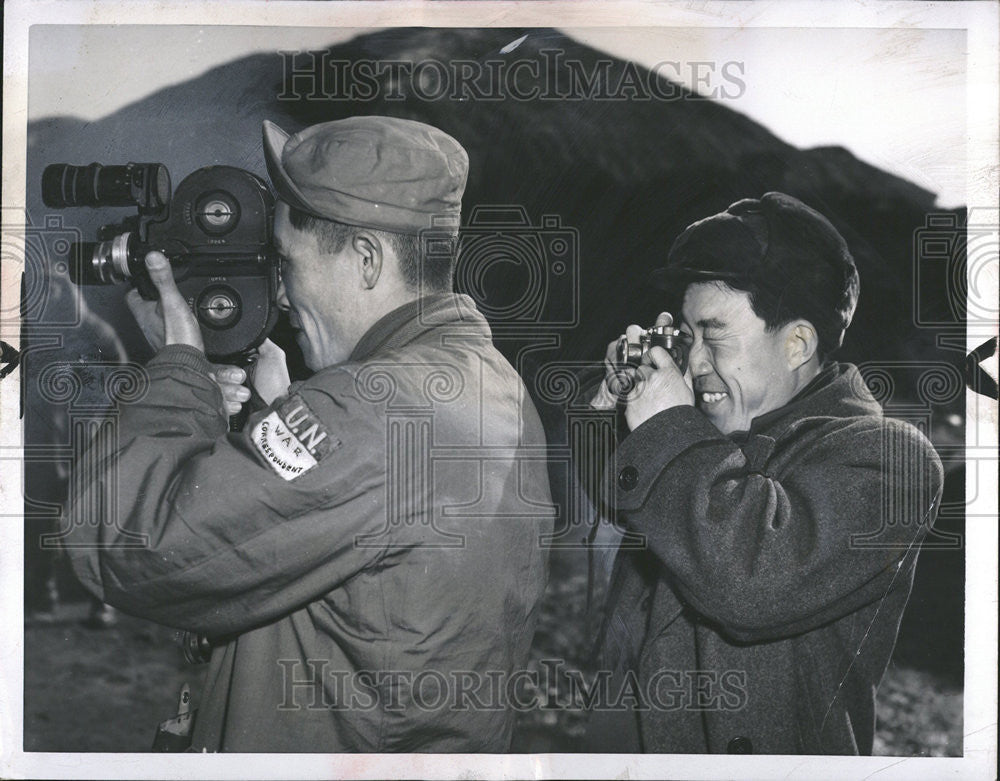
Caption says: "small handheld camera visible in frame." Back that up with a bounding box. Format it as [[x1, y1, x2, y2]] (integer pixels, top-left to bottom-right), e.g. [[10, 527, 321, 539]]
[[42, 162, 279, 361], [615, 313, 690, 374]]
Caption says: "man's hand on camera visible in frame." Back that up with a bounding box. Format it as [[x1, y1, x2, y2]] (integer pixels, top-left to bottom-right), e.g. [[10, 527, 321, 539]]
[[209, 365, 251, 417], [251, 338, 291, 406], [624, 344, 694, 430], [126, 251, 250, 416], [590, 325, 644, 409], [125, 251, 204, 352]]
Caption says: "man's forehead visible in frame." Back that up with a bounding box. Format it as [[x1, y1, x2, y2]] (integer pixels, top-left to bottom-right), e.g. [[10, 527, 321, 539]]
[[680, 281, 754, 326]]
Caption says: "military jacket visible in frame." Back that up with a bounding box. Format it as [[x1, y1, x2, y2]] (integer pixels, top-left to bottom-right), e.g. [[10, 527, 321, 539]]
[[67, 294, 553, 752]]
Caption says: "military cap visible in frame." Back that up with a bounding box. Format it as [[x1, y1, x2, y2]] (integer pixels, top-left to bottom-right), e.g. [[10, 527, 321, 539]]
[[262, 116, 469, 234], [652, 191, 860, 352]]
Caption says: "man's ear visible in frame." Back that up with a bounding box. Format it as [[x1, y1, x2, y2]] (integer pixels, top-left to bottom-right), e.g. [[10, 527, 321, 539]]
[[784, 320, 819, 369], [353, 232, 383, 289]]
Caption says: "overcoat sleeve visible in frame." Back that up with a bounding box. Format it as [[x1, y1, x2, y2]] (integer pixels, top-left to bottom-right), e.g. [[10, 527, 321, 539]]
[[612, 405, 944, 642], [64, 344, 389, 636]]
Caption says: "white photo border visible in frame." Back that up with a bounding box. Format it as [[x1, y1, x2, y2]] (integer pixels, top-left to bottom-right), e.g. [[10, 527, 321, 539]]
[[2, 1, 996, 779]]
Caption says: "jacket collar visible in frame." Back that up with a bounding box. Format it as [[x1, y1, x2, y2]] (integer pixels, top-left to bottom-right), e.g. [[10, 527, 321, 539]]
[[349, 292, 491, 363], [730, 362, 882, 442]]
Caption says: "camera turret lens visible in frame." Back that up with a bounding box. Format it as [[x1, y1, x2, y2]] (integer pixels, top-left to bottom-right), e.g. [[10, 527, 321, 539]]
[[42, 163, 170, 210]]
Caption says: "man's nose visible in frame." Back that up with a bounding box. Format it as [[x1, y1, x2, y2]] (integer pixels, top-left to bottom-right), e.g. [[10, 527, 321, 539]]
[[687, 338, 711, 376]]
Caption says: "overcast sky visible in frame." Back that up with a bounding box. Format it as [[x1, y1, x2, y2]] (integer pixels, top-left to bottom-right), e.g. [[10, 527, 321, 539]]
[[28, 24, 966, 207]]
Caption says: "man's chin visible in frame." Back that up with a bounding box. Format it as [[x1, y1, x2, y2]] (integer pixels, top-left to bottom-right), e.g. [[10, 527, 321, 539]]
[[700, 408, 727, 432], [697, 395, 727, 419], [698, 404, 742, 435], [708, 413, 752, 436]]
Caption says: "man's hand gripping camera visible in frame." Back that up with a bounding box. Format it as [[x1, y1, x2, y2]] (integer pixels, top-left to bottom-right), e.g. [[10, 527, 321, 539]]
[[591, 312, 691, 412]]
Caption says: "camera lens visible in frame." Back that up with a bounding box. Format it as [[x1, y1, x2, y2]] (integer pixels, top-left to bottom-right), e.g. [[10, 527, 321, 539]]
[[68, 233, 134, 285], [615, 335, 644, 367], [195, 191, 240, 236], [196, 285, 242, 329], [42, 163, 170, 210]]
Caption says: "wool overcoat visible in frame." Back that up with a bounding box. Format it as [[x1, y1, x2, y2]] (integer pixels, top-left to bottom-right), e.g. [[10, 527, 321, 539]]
[[587, 363, 943, 754]]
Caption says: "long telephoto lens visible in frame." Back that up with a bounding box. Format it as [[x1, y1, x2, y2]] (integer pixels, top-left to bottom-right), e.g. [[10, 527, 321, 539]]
[[42, 163, 170, 210], [68, 233, 136, 285]]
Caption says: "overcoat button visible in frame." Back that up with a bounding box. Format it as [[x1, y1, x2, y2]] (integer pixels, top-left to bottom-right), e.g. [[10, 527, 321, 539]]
[[727, 736, 753, 754], [618, 466, 639, 490]]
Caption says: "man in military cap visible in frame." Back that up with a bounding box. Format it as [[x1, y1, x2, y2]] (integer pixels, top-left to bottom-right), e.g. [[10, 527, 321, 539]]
[[65, 116, 553, 752], [587, 192, 942, 754]]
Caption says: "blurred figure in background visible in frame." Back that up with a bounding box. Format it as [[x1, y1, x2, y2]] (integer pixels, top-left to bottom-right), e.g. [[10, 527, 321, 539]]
[[24, 276, 123, 628]]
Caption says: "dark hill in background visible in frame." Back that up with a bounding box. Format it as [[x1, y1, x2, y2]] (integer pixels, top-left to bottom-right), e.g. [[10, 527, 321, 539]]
[[28, 28, 964, 387], [25, 27, 965, 690], [271, 28, 955, 374]]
